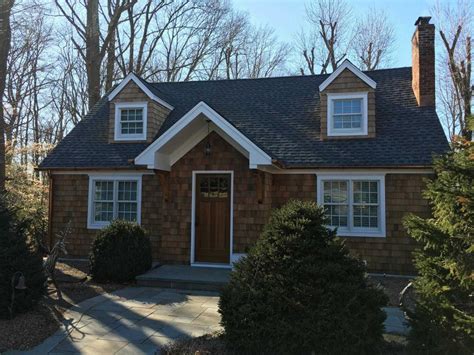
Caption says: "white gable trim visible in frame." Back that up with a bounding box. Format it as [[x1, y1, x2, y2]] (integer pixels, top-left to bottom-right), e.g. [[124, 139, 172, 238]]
[[108, 73, 174, 111], [134, 101, 273, 170], [318, 59, 377, 92]]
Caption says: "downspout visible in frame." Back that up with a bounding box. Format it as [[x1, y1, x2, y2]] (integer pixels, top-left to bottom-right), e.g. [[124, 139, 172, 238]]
[[47, 171, 54, 248]]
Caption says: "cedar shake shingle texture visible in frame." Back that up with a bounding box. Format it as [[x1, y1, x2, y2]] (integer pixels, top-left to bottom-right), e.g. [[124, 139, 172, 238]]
[[50, 141, 428, 274], [319, 68, 376, 139], [108, 81, 171, 143], [39, 67, 448, 170]]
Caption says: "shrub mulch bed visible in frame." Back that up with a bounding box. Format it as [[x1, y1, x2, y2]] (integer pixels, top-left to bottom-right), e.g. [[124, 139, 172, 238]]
[[162, 333, 409, 355], [0, 259, 126, 352]]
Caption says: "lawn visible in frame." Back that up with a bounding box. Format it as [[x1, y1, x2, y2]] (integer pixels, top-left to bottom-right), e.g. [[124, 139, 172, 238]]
[[0, 260, 126, 352]]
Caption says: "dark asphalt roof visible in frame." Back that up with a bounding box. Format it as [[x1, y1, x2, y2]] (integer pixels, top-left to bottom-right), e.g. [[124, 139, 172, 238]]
[[39, 67, 449, 169]]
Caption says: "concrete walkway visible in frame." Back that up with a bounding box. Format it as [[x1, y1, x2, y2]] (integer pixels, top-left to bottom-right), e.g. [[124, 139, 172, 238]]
[[383, 307, 410, 335], [8, 287, 221, 355]]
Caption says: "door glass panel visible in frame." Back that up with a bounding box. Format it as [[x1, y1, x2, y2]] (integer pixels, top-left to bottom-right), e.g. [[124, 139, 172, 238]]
[[219, 177, 228, 198], [199, 175, 229, 198], [209, 177, 219, 197], [200, 178, 209, 197]]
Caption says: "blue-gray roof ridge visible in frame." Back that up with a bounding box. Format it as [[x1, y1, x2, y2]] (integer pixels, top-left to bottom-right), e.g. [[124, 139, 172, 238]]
[[39, 66, 449, 170]]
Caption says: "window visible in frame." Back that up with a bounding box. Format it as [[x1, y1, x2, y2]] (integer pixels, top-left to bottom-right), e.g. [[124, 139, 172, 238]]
[[327, 93, 368, 136], [114, 102, 147, 141], [317, 174, 385, 237], [88, 175, 142, 229], [323, 181, 348, 227], [120, 108, 143, 135], [199, 176, 229, 198]]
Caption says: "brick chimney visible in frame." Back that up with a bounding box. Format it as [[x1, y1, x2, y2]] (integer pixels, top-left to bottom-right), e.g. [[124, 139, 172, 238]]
[[412, 16, 435, 106]]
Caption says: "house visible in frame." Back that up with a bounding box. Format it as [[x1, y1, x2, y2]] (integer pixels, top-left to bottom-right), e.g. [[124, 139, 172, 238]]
[[39, 17, 448, 275]]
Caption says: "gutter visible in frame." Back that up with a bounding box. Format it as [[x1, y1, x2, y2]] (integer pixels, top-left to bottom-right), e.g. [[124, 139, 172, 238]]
[[37, 166, 150, 172]]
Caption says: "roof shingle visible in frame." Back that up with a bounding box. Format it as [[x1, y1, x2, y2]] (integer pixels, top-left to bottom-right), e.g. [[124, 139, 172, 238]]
[[39, 67, 449, 170]]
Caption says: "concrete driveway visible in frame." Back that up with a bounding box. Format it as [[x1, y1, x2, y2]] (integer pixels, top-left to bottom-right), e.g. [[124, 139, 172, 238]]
[[10, 287, 221, 355]]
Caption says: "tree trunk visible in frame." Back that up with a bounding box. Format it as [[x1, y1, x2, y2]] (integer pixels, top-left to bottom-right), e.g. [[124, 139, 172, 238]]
[[105, 29, 116, 92], [86, 0, 101, 108], [0, 0, 14, 192]]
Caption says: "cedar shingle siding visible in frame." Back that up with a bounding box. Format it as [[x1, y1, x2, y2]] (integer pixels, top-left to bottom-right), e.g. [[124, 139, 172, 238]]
[[108, 81, 170, 143], [319, 69, 376, 139], [50, 135, 429, 274]]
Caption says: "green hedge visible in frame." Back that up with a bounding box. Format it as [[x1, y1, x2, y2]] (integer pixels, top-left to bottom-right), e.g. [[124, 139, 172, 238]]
[[0, 197, 46, 319], [89, 220, 152, 282], [219, 200, 388, 354]]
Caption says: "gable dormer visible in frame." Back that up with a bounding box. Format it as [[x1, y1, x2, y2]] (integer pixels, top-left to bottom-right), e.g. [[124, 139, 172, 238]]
[[108, 73, 173, 143], [319, 60, 376, 139]]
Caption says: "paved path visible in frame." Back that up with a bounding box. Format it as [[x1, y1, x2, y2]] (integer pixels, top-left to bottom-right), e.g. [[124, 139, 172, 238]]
[[8, 287, 409, 355], [9, 287, 221, 355], [383, 307, 410, 335]]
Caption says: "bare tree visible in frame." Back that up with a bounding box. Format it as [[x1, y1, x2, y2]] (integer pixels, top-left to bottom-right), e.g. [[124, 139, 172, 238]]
[[158, 0, 231, 82], [115, 0, 181, 80], [433, 0, 473, 140], [219, 25, 290, 79], [0, 0, 15, 191], [5, 1, 53, 169], [55, 0, 137, 108], [51, 28, 89, 131], [351, 9, 395, 71], [300, 0, 351, 75]]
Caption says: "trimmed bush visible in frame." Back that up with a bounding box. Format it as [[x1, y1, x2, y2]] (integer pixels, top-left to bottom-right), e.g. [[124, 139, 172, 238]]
[[0, 196, 46, 319], [219, 200, 388, 355], [89, 220, 152, 282]]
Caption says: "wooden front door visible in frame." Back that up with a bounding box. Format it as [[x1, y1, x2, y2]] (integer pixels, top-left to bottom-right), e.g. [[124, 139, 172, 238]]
[[195, 174, 231, 263]]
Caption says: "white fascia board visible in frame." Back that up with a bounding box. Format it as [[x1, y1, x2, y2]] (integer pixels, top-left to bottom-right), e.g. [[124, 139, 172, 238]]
[[108, 73, 174, 111], [318, 59, 377, 91], [134, 101, 272, 169]]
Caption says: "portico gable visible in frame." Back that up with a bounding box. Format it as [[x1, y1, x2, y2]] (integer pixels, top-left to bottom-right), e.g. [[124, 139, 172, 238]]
[[134, 101, 273, 171]]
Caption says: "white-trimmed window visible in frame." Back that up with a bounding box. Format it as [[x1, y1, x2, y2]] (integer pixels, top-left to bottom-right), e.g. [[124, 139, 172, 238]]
[[327, 93, 368, 136], [317, 174, 386, 237], [114, 102, 147, 141], [87, 175, 142, 229]]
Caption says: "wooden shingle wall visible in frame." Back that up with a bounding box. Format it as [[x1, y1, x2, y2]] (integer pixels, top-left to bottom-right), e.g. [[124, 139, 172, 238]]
[[108, 81, 170, 143], [320, 69, 376, 139], [50, 142, 430, 275]]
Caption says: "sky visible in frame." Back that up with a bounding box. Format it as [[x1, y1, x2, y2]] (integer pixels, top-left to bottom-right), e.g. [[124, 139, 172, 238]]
[[232, 0, 439, 68]]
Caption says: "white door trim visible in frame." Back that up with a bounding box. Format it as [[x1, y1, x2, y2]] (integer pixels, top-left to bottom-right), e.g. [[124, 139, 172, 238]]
[[191, 170, 234, 267]]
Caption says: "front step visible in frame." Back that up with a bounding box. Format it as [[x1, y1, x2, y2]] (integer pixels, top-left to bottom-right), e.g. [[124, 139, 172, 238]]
[[136, 265, 231, 291]]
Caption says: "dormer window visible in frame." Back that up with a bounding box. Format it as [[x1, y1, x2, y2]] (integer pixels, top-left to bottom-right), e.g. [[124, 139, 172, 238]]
[[114, 102, 147, 141], [327, 93, 368, 136]]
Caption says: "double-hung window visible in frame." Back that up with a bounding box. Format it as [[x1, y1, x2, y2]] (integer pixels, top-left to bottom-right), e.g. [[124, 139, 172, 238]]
[[88, 175, 142, 229], [114, 102, 147, 141], [317, 174, 385, 237], [327, 93, 368, 136]]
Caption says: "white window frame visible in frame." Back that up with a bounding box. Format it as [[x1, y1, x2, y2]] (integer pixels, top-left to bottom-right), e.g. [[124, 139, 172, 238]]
[[327, 92, 368, 137], [114, 102, 148, 141], [87, 174, 142, 229], [317, 174, 386, 238]]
